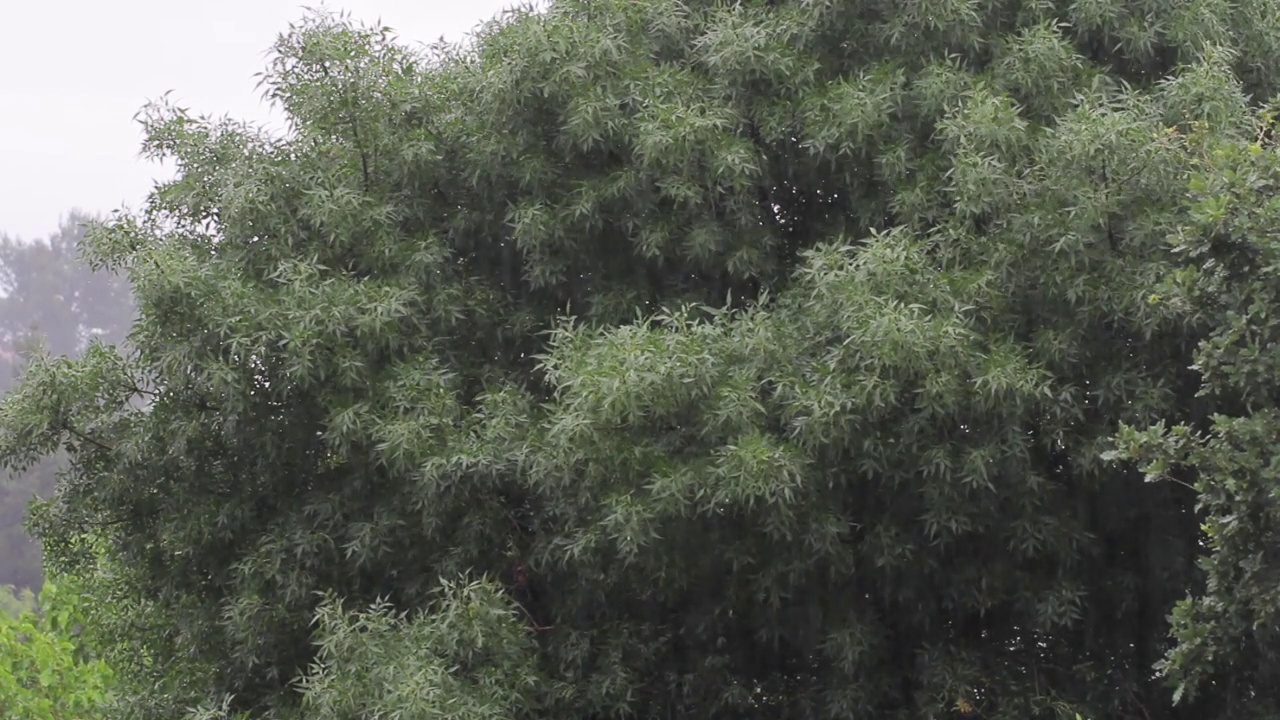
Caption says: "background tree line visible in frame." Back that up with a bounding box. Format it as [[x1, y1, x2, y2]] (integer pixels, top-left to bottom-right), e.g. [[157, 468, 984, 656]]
[[0, 212, 134, 602]]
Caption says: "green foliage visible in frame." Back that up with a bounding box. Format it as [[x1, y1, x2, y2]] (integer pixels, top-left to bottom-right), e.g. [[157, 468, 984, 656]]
[[4, 1, 1280, 719], [0, 213, 135, 594], [294, 579, 547, 720], [0, 576, 116, 719], [1111, 105, 1280, 717]]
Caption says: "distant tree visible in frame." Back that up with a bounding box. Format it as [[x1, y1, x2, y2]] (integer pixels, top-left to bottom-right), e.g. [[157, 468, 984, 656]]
[[5, 2, 1280, 720], [0, 453, 56, 591], [0, 210, 134, 362], [0, 583, 37, 617], [0, 214, 134, 591]]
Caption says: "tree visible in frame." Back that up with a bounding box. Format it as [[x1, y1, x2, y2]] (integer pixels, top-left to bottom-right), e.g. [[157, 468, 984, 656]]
[[0, 211, 135, 367], [1113, 109, 1280, 714], [3, 1, 1280, 718], [0, 575, 117, 719], [0, 452, 57, 591], [0, 584, 37, 617], [0, 214, 135, 592]]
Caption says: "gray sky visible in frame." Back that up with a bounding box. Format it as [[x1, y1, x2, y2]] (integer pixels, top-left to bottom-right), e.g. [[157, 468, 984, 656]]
[[0, 0, 522, 241]]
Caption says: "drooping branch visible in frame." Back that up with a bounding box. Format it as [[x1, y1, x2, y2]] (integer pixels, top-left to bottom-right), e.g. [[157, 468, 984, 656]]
[[60, 422, 115, 454]]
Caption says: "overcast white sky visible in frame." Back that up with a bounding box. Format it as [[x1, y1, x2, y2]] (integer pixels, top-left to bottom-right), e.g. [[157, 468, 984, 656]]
[[0, 0, 523, 241]]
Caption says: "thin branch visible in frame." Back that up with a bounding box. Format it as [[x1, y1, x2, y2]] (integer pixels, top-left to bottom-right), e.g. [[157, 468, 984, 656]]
[[61, 423, 114, 453]]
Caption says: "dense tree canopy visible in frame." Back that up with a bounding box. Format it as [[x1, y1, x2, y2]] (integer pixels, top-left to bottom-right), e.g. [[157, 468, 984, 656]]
[[4, 0, 1280, 718]]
